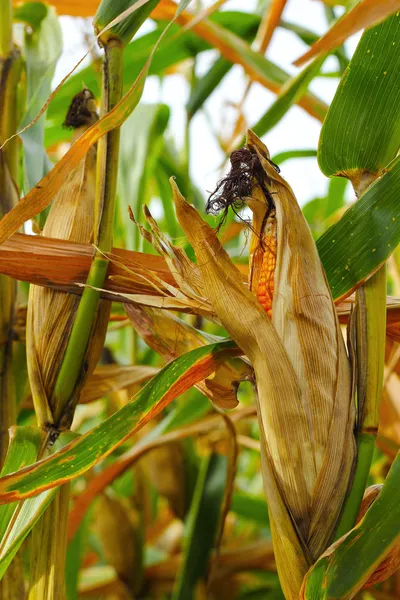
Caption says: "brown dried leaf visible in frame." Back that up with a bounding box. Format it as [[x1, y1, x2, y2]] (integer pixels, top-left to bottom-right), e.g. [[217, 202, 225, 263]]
[[125, 303, 250, 409]]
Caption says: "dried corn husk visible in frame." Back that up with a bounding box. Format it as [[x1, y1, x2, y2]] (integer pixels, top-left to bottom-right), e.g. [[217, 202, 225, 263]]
[[26, 90, 110, 429], [125, 302, 251, 409], [141, 131, 356, 598]]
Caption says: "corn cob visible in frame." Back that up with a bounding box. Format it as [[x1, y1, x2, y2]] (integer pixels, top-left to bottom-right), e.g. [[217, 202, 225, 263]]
[[247, 183, 277, 318], [255, 210, 277, 318]]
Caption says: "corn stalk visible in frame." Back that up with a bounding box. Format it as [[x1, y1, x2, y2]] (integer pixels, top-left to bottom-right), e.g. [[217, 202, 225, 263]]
[[0, 1, 24, 597]]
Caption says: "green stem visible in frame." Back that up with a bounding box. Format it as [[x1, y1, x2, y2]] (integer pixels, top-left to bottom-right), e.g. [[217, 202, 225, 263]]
[[51, 41, 124, 426], [95, 40, 124, 251], [51, 258, 108, 424], [0, 9, 24, 596], [334, 433, 375, 540], [334, 265, 387, 540], [0, 2, 21, 467]]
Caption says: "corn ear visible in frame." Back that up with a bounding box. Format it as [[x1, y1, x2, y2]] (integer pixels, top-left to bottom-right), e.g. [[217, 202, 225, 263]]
[[168, 131, 356, 598], [26, 90, 110, 430]]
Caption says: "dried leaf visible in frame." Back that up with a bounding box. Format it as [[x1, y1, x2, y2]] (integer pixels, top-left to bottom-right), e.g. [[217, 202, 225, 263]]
[[125, 303, 250, 408], [294, 0, 400, 67]]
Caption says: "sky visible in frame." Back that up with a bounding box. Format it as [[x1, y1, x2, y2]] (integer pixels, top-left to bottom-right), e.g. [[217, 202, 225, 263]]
[[53, 0, 360, 207]]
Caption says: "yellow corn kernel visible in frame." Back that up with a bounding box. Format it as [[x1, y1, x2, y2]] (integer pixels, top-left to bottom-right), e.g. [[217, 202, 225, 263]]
[[256, 212, 277, 317]]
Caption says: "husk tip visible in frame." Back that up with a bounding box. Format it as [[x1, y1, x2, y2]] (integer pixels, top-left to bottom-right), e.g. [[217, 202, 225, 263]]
[[246, 129, 271, 160]]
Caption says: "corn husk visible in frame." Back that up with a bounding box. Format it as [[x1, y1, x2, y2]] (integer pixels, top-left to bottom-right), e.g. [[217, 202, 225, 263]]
[[125, 302, 251, 409], [142, 131, 357, 598], [26, 90, 110, 429]]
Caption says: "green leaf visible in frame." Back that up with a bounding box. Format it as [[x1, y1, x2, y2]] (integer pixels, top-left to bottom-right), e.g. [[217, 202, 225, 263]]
[[19, 4, 62, 192], [94, 0, 162, 47], [187, 57, 232, 119], [231, 491, 269, 526], [44, 12, 326, 147], [117, 103, 170, 251], [302, 450, 400, 599], [0, 0, 195, 245], [13, 2, 47, 30], [318, 12, 400, 177], [187, 17, 328, 124], [303, 178, 347, 238], [0, 431, 77, 580], [316, 156, 400, 301], [0, 341, 238, 503], [0, 426, 41, 542], [249, 56, 326, 141], [172, 453, 227, 600], [186, 14, 259, 119]]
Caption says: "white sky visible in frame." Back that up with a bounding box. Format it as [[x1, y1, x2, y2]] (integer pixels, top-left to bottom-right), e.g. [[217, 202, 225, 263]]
[[54, 0, 360, 206]]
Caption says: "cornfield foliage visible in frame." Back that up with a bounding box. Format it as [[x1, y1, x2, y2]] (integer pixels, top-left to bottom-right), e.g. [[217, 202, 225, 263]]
[[0, 0, 400, 598]]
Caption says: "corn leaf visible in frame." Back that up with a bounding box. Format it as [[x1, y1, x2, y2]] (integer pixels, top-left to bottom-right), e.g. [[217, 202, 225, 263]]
[[16, 5, 62, 192], [318, 12, 400, 178], [117, 103, 169, 251], [316, 156, 400, 302], [44, 13, 259, 147], [94, 0, 162, 47], [301, 450, 400, 599], [67, 392, 214, 540], [245, 55, 326, 143], [0, 340, 240, 503], [79, 363, 159, 404], [0, 0, 192, 245], [172, 452, 227, 600], [0, 233, 175, 296], [187, 56, 232, 118], [295, 0, 400, 67], [0, 426, 41, 542], [231, 491, 269, 526], [126, 302, 249, 408], [172, 10, 328, 123], [0, 431, 77, 580]]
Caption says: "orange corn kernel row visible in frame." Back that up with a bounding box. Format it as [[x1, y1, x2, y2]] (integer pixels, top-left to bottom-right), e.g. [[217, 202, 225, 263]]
[[256, 215, 277, 318]]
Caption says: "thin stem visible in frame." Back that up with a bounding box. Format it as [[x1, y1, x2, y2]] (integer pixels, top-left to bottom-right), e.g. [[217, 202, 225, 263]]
[[0, 0, 21, 467], [334, 265, 387, 540], [51, 41, 124, 426], [95, 40, 124, 251]]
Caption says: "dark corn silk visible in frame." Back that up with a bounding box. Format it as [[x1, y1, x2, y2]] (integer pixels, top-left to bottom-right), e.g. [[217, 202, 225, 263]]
[[207, 147, 278, 317]]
